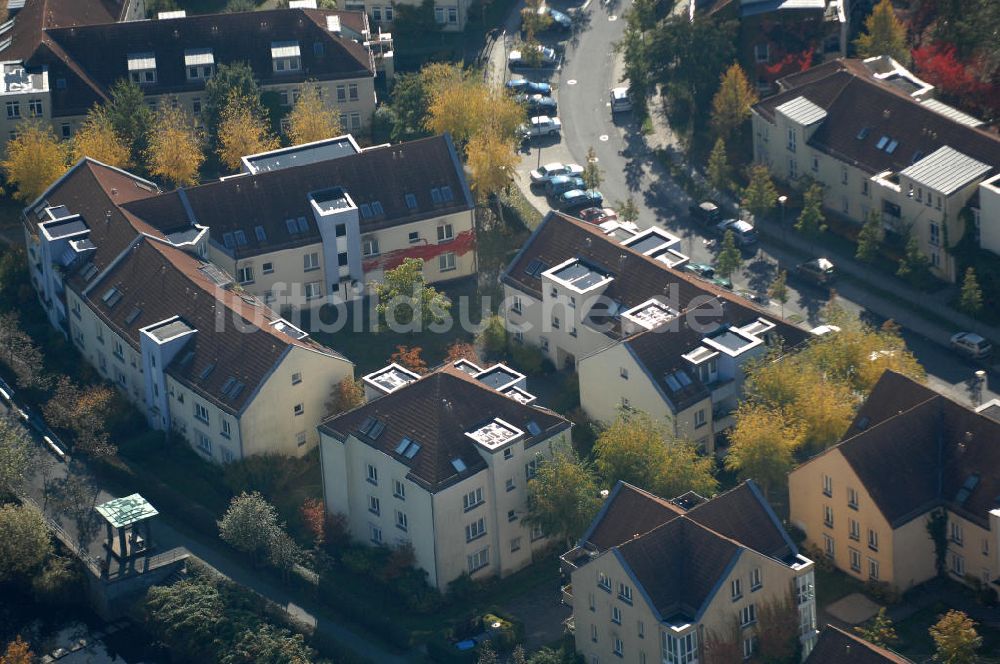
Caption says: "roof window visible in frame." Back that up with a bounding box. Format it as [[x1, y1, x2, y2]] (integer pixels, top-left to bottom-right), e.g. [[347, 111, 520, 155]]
[[404, 193, 418, 210], [101, 287, 123, 308], [254, 225, 267, 242], [875, 135, 889, 150], [223, 232, 235, 249], [234, 230, 248, 246]]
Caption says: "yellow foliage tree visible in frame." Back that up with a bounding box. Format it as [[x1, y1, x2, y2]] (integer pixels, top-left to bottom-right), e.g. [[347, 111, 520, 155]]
[[71, 105, 132, 169], [710, 63, 758, 140], [286, 84, 342, 146], [466, 131, 517, 203], [146, 102, 204, 187], [217, 92, 279, 171], [1, 122, 68, 202], [725, 404, 805, 498], [426, 79, 524, 146]]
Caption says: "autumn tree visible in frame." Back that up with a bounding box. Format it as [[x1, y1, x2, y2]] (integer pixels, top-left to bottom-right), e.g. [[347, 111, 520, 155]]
[[286, 83, 342, 146], [444, 340, 480, 364], [958, 267, 983, 317], [204, 62, 263, 140], [218, 491, 280, 563], [217, 92, 279, 172], [267, 530, 300, 583], [106, 79, 153, 167], [855, 209, 883, 263], [725, 403, 804, 497], [710, 63, 757, 140], [390, 344, 429, 374], [466, 130, 518, 219], [795, 182, 827, 242], [707, 137, 730, 193], [930, 610, 981, 664], [72, 105, 132, 169], [743, 164, 777, 223], [616, 197, 640, 224], [374, 258, 452, 331], [768, 270, 789, 317], [594, 412, 717, 497], [854, 0, 910, 65], [43, 377, 116, 457], [521, 0, 552, 40], [1, 636, 33, 664], [0, 416, 36, 499], [0, 312, 49, 389], [146, 103, 203, 187], [426, 77, 522, 147], [582, 146, 603, 192], [1, 122, 68, 202], [325, 377, 365, 416], [855, 607, 898, 648], [715, 230, 742, 280], [0, 503, 52, 582], [756, 595, 799, 662], [299, 498, 326, 548], [525, 448, 602, 547]]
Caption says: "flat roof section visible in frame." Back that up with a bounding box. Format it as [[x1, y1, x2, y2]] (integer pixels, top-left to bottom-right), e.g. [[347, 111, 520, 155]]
[[243, 135, 361, 174], [704, 326, 762, 356], [465, 418, 523, 451], [622, 299, 678, 331], [476, 364, 525, 391], [146, 318, 195, 342], [363, 363, 420, 394], [42, 215, 89, 240], [96, 493, 158, 529], [548, 259, 613, 292]]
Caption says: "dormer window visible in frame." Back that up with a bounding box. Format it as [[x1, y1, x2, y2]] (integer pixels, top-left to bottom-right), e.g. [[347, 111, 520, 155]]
[[127, 52, 157, 85], [184, 48, 215, 81], [271, 41, 301, 73]]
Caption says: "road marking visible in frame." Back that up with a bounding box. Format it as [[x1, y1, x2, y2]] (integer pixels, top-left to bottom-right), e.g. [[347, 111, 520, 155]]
[[588, 156, 599, 162], [599, 135, 609, 141], [567, 79, 578, 85], [608, 14, 618, 20]]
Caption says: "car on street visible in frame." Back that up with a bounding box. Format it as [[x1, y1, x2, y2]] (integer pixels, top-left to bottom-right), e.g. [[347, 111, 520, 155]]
[[690, 200, 721, 225], [530, 162, 583, 184], [516, 93, 557, 115], [683, 262, 732, 289], [519, 115, 562, 138], [810, 324, 841, 336], [610, 87, 632, 113], [537, 5, 572, 30], [506, 78, 552, 95], [737, 289, 769, 305], [950, 332, 993, 359], [715, 218, 758, 246], [559, 189, 603, 211], [795, 257, 836, 286], [509, 45, 559, 68], [577, 207, 618, 224], [545, 175, 585, 197]]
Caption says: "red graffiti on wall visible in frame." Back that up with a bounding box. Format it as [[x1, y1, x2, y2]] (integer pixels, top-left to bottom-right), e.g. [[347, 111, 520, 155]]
[[362, 228, 476, 273]]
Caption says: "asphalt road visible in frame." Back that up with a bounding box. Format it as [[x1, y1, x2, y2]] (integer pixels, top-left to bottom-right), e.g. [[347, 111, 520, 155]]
[[503, 0, 999, 407]]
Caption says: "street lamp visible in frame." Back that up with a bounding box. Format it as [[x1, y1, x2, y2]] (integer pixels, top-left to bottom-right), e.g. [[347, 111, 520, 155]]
[[778, 195, 788, 240]]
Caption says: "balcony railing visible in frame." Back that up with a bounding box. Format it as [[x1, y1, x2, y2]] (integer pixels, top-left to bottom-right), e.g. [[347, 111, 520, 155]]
[[561, 584, 573, 606], [560, 543, 598, 577]]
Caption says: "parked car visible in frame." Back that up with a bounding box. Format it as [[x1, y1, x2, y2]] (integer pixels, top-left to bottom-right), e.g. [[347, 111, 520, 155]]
[[951, 332, 993, 359], [559, 189, 603, 211], [610, 87, 632, 113], [795, 257, 836, 286], [684, 262, 732, 289], [810, 324, 841, 336], [0, 375, 12, 402], [545, 175, 585, 197], [577, 207, 618, 224], [538, 5, 573, 30], [715, 218, 758, 246], [737, 289, 769, 305], [516, 93, 557, 115], [519, 115, 562, 138], [506, 78, 553, 95], [530, 161, 583, 184], [509, 45, 558, 68], [689, 200, 721, 225]]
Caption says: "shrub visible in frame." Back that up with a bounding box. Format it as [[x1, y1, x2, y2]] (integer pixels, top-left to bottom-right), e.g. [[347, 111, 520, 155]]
[[508, 342, 545, 375], [864, 579, 900, 605]]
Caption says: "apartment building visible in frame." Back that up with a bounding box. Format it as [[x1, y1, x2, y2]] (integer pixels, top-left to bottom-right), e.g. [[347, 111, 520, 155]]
[[501, 212, 807, 452], [345, 0, 470, 33], [319, 361, 572, 590], [806, 625, 913, 663], [24, 158, 354, 462], [122, 133, 475, 309], [0, 1, 386, 151], [789, 370, 1000, 592], [752, 57, 1000, 283], [561, 480, 818, 663]]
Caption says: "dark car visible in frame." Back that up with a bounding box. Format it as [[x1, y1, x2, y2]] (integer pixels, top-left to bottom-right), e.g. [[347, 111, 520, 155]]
[[545, 175, 585, 197], [506, 78, 553, 95], [559, 189, 603, 211], [795, 257, 836, 286], [689, 200, 721, 225], [516, 93, 557, 115]]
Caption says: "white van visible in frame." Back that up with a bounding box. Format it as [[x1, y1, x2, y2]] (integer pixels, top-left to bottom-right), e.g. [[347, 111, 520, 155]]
[[610, 87, 632, 113]]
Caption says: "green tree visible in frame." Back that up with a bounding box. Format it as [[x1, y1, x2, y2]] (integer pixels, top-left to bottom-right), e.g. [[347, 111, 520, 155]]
[[755, 595, 799, 662], [768, 270, 789, 317], [929, 610, 981, 664], [855, 607, 898, 648], [267, 530, 300, 583], [374, 258, 452, 331], [743, 164, 777, 223], [582, 146, 603, 192], [389, 72, 431, 141], [0, 503, 52, 582], [715, 230, 742, 280], [616, 197, 640, 224], [896, 231, 931, 285], [0, 417, 36, 499], [854, 0, 910, 65], [616, 24, 650, 113], [594, 412, 717, 497], [1, 121, 68, 202], [223, 624, 313, 664], [710, 63, 757, 140], [106, 79, 153, 167], [144, 578, 225, 659], [477, 315, 508, 358], [204, 62, 264, 140], [795, 182, 827, 241], [477, 641, 498, 664], [707, 137, 730, 193], [525, 448, 602, 547], [218, 491, 280, 562], [724, 404, 805, 497], [856, 209, 883, 263], [958, 267, 983, 316]]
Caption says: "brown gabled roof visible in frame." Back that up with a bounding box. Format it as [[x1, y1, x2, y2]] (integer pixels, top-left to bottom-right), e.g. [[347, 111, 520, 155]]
[[319, 365, 570, 493], [6, 0, 124, 60], [832, 372, 1000, 528], [807, 625, 914, 663], [846, 369, 937, 436], [82, 236, 341, 413], [582, 482, 684, 550], [123, 135, 473, 260], [754, 59, 1000, 176]]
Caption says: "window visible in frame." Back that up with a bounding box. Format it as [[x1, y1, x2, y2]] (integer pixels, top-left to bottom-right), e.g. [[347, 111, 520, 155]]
[[849, 548, 861, 572], [740, 603, 757, 627], [511, 537, 521, 552], [789, 158, 798, 179], [468, 547, 489, 572], [841, 166, 849, 185], [842, 196, 849, 214], [193, 97, 202, 114], [849, 519, 860, 541], [525, 459, 538, 480], [369, 524, 382, 544], [930, 223, 940, 246], [983, 539, 990, 556], [434, 6, 445, 22], [951, 521, 964, 545], [439, 252, 457, 272], [637, 620, 644, 639], [508, 509, 517, 522], [372, 5, 381, 20], [28, 99, 42, 117], [662, 632, 697, 664], [293, 403, 304, 416], [613, 638, 623, 657], [823, 505, 834, 528], [291, 372, 302, 385], [611, 605, 622, 624], [868, 558, 879, 580], [61, 123, 71, 139], [823, 534, 835, 559], [569, 325, 578, 338], [335, 223, 346, 238], [385, 5, 393, 20], [349, 83, 359, 101], [404, 193, 418, 210], [787, 128, 796, 152], [552, 315, 560, 330], [462, 487, 484, 511], [437, 224, 454, 242], [731, 578, 742, 601], [304, 252, 320, 271], [511, 295, 523, 315], [862, 180, 870, 196], [6, 101, 20, 118], [221, 419, 231, 439], [350, 112, 361, 130], [868, 529, 879, 551], [619, 367, 628, 379], [503, 448, 513, 460], [305, 282, 322, 299], [465, 517, 486, 541], [262, 262, 274, 274], [530, 524, 543, 541], [848, 487, 859, 510], [408, 231, 420, 244], [197, 431, 212, 454], [754, 42, 769, 63], [336, 84, 346, 101], [617, 583, 633, 604], [366, 464, 378, 485], [296, 431, 307, 447], [393, 479, 405, 499], [368, 495, 380, 515], [951, 552, 965, 576], [750, 568, 762, 591], [338, 252, 348, 267], [598, 571, 611, 591], [822, 475, 832, 497], [811, 156, 819, 172], [505, 478, 515, 492], [448, 6, 458, 23], [195, 402, 209, 424], [237, 265, 254, 284], [362, 237, 380, 256], [540, 337, 549, 351], [591, 624, 598, 643], [395, 510, 408, 531], [743, 636, 755, 660], [694, 409, 706, 428]]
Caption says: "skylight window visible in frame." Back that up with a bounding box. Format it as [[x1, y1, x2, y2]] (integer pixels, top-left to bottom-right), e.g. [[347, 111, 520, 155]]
[[223, 232, 235, 248], [297, 217, 309, 233], [885, 139, 899, 154], [524, 259, 547, 278], [431, 188, 442, 204], [394, 437, 412, 454], [403, 441, 421, 458], [199, 363, 216, 380], [526, 421, 542, 436], [404, 193, 417, 210], [856, 127, 870, 140], [360, 204, 372, 219], [254, 225, 267, 242], [101, 287, 123, 308], [441, 186, 454, 202], [124, 307, 142, 325], [371, 201, 384, 215], [451, 458, 467, 473], [875, 135, 889, 150], [285, 218, 298, 234], [234, 230, 248, 246]]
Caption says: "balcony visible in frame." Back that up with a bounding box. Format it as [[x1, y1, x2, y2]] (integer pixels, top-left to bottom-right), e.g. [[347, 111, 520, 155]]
[[562, 616, 575, 634], [560, 543, 598, 577], [561, 583, 573, 605]]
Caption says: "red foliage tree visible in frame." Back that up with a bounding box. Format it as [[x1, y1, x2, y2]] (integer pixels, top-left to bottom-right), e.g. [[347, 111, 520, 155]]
[[390, 345, 428, 374], [299, 498, 326, 548], [912, 42, 979, 97]]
